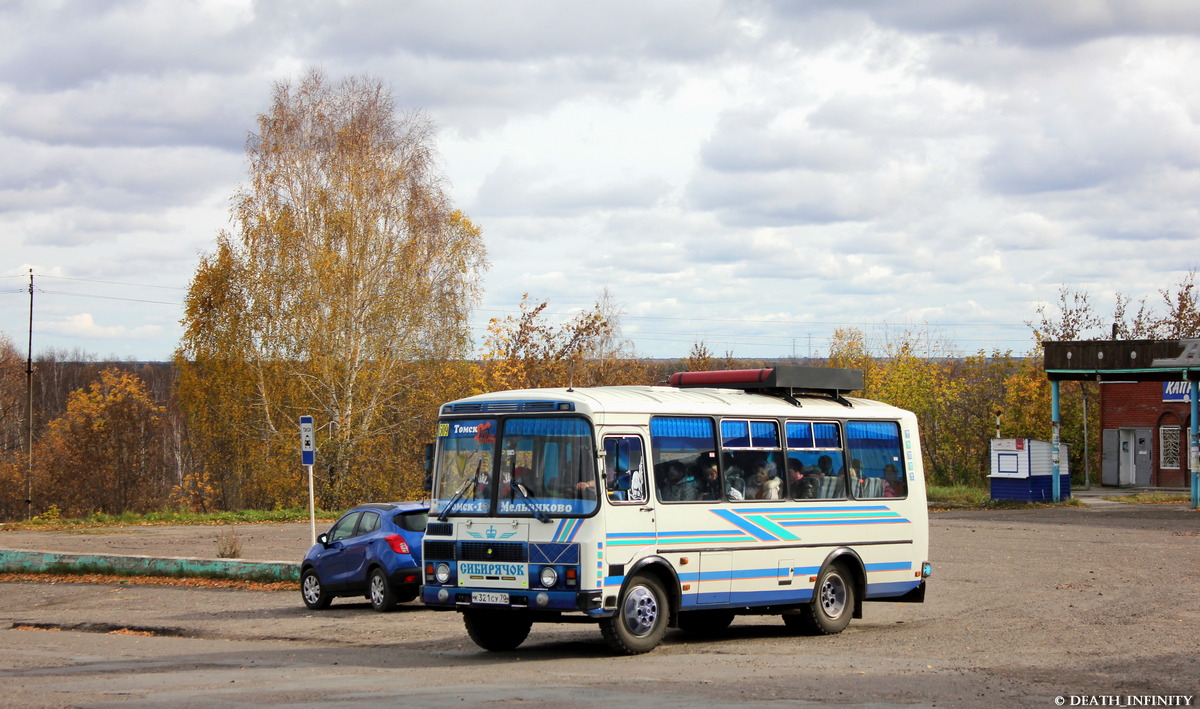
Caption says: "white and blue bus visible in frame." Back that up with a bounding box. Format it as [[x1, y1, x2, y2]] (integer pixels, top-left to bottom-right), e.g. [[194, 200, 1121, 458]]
[[421, 366, 930, 654]]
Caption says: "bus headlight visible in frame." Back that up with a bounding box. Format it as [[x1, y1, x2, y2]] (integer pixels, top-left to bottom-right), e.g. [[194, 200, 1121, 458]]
[[539, 566, 558, 588], [435, 563, 451, 584]]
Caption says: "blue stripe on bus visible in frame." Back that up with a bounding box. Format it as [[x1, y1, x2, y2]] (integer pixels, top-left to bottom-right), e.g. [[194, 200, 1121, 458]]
[[724, 505, 896, 513], [771, 511, 904, 519], [742, 514, 800, 540], [656, 529, 752, 538], [553, 518, 583, 543], [678, 578, 923, 609], [780, 520, 908, 527], [606, 570, 918, 596], [709, 508, 779, 541], [679, 562, 911, 585]]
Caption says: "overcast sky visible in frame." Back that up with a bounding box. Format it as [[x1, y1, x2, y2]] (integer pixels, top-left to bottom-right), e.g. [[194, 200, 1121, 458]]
[[4, 1, 1200, 362]]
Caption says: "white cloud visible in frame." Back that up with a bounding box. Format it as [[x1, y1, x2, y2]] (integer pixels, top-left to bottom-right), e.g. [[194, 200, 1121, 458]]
[[43, 313, 164, 342], [2, 1, 1200, 360]]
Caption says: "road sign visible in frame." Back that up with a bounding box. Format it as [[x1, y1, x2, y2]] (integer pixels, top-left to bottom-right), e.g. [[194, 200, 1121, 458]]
[[300, 415, 315, 466]]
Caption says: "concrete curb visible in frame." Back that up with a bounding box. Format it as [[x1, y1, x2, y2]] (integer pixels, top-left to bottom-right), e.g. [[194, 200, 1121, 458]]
[[0, 548, 300, 582]]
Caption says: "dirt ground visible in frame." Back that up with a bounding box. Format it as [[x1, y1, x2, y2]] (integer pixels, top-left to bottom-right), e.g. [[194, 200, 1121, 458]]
[[1, 497, 1198, 707]]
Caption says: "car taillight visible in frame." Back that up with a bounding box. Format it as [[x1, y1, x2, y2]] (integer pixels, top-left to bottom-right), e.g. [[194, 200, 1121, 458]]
[[385, 534, 411, 554]]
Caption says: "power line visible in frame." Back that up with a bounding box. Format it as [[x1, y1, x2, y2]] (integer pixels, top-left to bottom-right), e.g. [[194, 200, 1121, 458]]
[[37, 289, 179, 306], [473, 306, 1032, 332], [37, 274, 186, 291]]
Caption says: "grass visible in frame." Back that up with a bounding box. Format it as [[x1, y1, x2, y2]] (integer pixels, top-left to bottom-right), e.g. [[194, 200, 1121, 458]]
[[2, 565, 296, 589], [1, 507, 337, 531], [1102, 492, 1192, 504], [926, 484, 1083, 510], [5, 487, 1186, 529]]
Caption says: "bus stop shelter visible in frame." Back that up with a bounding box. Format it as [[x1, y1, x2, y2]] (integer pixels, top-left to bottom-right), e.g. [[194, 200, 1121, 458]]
[[1043, 339, 1200, 509]]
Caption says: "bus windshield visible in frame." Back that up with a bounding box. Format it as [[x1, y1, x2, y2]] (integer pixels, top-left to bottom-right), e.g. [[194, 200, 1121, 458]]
[[434, 419, 497, 516], [435, 416, 599, 518]]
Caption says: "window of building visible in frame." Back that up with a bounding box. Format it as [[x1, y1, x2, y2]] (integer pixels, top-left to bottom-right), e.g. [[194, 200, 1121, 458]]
[[1160, 425, 1181, 469]]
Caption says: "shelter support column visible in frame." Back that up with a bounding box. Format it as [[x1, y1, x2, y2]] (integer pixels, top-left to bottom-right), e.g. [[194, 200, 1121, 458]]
[[1191, 378, 1199, 510], [1051, 380, 1062, 503]]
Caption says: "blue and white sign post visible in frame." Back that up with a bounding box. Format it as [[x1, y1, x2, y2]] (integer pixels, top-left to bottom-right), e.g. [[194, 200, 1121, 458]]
[[300, 416, 316, 545]]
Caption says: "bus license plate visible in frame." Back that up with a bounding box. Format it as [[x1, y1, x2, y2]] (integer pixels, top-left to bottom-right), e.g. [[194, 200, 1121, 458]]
[[472, 591, 510, 605]]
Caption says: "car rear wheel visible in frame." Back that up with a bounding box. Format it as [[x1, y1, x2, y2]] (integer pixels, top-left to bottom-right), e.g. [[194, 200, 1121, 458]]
[[301, 568, 332, 610], [368, 568, 396, 612], [463, 609, 532, 651]]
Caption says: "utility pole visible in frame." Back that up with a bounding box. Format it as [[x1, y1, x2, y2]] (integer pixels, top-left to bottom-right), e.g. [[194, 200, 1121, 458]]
[[1082, 384, 1091, 490], [25, 269, 34, 520]]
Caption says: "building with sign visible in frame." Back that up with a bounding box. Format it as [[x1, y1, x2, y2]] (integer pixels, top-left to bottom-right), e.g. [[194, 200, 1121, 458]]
[[1043, 340, 1199, 502], [1097, 379, 1191, 487]]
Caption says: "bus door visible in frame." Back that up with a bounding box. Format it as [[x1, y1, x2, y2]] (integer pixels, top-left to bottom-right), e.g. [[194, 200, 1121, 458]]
[[600, 434, 655, 586]]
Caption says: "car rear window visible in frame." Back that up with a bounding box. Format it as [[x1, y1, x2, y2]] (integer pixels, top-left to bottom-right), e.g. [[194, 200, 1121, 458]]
[[394, 510, 428, 532]]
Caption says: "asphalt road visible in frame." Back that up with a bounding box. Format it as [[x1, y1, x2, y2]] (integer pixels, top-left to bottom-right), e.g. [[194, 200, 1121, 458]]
[[1, 501, 1197, 708]]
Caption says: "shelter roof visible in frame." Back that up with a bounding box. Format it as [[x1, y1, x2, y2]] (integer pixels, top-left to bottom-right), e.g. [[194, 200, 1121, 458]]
[[1043, 339, 1200, 382]]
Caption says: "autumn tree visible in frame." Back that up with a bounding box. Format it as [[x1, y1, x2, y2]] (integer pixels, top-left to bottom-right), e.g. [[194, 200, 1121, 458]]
[[1153, 269, 1200, 338], [482, 294, 611, 390], [1029, 285, 1106, 344], [177, 69, 487, 510], [34, 368, 168, 516], [583, 288, 652, 385], [827, 327, 876, 393], [0, 334, 24, 450], [0, 333, 27, 519], [685, 341, 716, 372]]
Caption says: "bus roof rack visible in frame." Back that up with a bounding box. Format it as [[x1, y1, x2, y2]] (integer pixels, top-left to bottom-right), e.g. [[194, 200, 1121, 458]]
[[667, 366, 864, 407]]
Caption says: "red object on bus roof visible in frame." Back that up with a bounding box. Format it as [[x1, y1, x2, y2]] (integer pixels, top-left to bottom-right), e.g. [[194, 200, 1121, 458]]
[[668, 369, 773, 387], [667, 366, 864, 395]]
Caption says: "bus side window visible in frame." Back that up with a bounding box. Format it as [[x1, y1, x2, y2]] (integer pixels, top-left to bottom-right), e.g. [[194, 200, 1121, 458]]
[[649, 417, 716, 504], [845, 420, 906, 499], [604, 436, 647, 504]]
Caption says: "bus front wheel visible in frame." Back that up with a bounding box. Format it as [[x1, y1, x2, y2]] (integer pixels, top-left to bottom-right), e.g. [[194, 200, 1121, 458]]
[[787, 563, 854, 635], [600, 574, 669, 654], [463, 609, 532, 652]]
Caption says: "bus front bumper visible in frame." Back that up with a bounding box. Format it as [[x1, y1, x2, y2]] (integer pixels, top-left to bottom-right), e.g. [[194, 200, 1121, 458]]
[[422, 586, 604, 614]]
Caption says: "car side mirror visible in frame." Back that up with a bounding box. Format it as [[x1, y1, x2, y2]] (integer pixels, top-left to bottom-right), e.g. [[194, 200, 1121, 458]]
[[317, 532, 329, 546]]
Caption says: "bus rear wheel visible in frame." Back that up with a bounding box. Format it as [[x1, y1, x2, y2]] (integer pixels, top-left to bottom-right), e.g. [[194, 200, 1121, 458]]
[[463, 609, 532, 652], [786, 563, 854, 635], [600, 574, 669, 654]]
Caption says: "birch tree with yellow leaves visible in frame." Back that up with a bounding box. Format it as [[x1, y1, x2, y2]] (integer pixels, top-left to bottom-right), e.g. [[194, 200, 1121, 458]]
[[177, 69, 487, 509]]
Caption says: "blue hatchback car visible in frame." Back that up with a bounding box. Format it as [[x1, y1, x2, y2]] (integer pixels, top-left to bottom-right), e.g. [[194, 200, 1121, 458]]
[[300, 502, 428, 612]]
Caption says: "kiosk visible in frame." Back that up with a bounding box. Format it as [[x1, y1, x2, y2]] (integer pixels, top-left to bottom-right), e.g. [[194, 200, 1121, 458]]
[[989, 438, 1071, 501]]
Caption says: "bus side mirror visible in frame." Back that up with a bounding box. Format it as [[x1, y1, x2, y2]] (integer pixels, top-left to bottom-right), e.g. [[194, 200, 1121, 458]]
[[424, 442, 435, 492], [628, 468, 648, 503]]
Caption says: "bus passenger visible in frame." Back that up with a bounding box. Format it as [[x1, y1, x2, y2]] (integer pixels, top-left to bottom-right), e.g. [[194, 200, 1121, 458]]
[[753, 463, 782, 500], [883, 464, 905, 497], [697, 459, 721, 500], [659, 462, 699, 501], [788, 458, 817, 499]]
